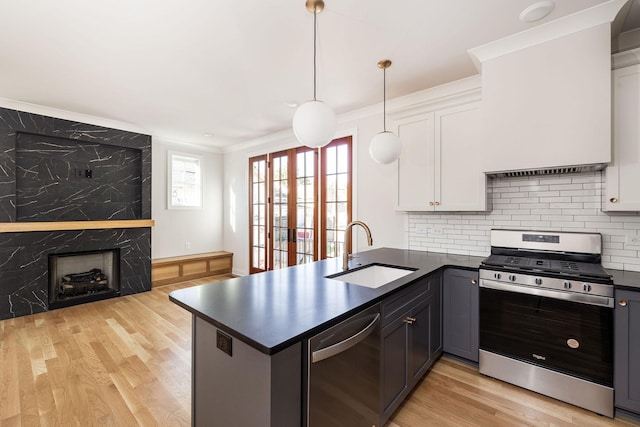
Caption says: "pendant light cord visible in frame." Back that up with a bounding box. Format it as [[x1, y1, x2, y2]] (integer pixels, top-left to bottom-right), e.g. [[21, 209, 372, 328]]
[[313, 8, 317, 101], [383, 66, 387, 132]]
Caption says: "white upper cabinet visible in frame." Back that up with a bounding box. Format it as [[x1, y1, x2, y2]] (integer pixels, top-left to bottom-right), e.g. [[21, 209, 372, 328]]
[[468, 1, 627, 174], [393, 77, 486, 212], [397, 114, 435, 211], [435, 103, 485, 211], [605, 50, 640, 211]]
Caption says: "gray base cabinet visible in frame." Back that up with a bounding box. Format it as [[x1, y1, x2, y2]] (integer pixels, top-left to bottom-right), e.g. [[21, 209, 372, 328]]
[[615, 289, 640, 415], [192, 316, 301, 427], [443, 268, 479, 362], [380, 272, 442, 421]]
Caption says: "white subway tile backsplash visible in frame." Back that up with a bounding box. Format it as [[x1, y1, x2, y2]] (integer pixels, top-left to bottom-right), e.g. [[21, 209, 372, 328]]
[[528, 191, 559, 198], [560, 208, 599, 215], [406, 172, 640, 272], [608, 249, 639, 257], [540, 197, 573, 203]]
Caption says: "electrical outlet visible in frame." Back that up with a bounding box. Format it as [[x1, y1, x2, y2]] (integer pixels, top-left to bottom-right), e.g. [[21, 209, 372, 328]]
[[431, 226, 444, 235], [216, 330, 232, 356], [185, 241, 191, 250], [625, 234, 640, 245]]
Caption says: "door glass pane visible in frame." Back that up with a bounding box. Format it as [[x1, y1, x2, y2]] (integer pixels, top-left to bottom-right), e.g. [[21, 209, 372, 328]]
[[326, 146, 336, 175], [337, 174, 348, 202], [337, 144, 348, 173], [295, 150, 315, 265], [272, 154, 289, 270], [250, 158, 267, 271], [322, 138, 351, 260]]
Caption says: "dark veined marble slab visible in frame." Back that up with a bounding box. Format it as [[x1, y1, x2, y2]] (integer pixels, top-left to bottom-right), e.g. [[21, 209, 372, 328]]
[[0, 227, 151, 320], [0, 107, 151, 222]]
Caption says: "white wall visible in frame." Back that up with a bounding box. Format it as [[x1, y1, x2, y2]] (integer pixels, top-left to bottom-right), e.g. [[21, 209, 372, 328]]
[[223, 111, 406, 276], [407, 172, 640, 272], [152, 140, 224, 259]]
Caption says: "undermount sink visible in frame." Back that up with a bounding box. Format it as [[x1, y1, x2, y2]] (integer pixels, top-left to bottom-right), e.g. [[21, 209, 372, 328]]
[[326, 264, 416, 289]]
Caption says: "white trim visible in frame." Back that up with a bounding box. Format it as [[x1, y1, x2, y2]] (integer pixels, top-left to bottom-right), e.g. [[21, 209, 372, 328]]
[[468, 0, 628, 70], [154, 135, 223, 154], [388, 75, 481, 121], [616, 27, 640, 53], [612, 46, 640, 69], [345, 128, 358, 229]]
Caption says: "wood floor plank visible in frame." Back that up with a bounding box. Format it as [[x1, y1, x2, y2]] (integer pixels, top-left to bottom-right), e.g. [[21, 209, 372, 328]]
[[1, 274, 639, 426], [391, 357, 640, 426]]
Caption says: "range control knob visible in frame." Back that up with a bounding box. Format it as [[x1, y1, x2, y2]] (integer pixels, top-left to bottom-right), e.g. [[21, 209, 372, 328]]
[[509, 274, 516, 282], [563, 281, 571, 289], [535, 278, 543, 285], [583, 284, 592, 292], [494, 273, 502, 280]]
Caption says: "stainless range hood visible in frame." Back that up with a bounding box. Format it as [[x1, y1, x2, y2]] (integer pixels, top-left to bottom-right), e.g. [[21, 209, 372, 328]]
[[487, 163, 607, 179]]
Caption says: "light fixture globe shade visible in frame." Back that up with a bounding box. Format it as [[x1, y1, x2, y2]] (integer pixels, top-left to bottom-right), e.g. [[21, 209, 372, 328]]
[[292, 100, 337, 148], [369, 131, 402, 164]]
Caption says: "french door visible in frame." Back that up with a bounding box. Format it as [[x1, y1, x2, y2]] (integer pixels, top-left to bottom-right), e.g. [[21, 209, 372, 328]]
[[250, 147, 318, 272], [270, 147, 318, 270], [249, 137, 352, 273]]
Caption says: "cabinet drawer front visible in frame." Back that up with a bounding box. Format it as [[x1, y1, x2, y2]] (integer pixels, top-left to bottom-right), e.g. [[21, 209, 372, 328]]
[[381, 280, 427, 326]]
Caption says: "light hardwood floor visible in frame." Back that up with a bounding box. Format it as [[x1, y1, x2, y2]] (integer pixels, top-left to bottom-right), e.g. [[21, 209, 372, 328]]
[[1, 278, 638, 426]]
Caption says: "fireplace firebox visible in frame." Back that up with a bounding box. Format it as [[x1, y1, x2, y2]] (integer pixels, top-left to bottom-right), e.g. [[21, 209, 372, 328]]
[[48, 249, 121, 309]]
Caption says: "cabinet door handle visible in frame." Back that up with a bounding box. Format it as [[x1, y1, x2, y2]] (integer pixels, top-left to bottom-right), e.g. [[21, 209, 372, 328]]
[[429, 201, 434, 206], [471, 279, 477, 285], [403, 316, 416, 324], [434, 201, 440, 206], [610, 197, 618, 203], [619, 299, 627, 307]]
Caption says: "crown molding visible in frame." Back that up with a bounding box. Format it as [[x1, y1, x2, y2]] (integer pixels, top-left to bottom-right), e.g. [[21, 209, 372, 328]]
[[387, 75, 481, 120], [468, 0, 628, 71], [153, 135, 223, 154], [613, 46, 640, 69]]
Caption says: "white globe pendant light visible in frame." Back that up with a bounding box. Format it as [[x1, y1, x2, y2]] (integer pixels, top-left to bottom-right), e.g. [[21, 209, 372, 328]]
[[293, 100, 336, 149], [370, 131, 402, 164], [292, 0, 336, 149], [369, 60, 402, 164]]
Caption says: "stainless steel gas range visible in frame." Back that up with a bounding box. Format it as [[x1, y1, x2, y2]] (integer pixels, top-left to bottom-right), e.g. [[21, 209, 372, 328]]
[[479, 229, 614, 417]]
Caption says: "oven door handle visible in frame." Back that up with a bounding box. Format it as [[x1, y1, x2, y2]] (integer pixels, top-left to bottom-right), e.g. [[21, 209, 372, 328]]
[[479, 279, 614, 308]]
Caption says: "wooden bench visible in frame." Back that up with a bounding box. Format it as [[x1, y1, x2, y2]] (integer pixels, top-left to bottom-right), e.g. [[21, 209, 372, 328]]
[[151, 251, 233, 287]]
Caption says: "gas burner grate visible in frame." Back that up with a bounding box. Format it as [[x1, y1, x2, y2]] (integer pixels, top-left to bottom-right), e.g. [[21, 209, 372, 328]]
[[504, 257, 523, 265], [559, 261, 580, 271]]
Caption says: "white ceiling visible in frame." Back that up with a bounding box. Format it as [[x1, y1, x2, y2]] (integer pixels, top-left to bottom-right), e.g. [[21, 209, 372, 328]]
[[0, 0, 631, 149]]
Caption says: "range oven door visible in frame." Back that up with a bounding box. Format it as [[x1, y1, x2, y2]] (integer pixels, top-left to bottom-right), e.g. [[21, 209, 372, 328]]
[[479, 280, 613, 387]]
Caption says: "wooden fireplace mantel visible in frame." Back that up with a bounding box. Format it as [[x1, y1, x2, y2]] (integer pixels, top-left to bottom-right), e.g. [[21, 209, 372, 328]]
[[0, 219, 155, 233]]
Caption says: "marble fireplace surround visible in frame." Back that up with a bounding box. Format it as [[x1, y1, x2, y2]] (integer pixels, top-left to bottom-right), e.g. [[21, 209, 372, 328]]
[[0, 107, 153, 320]]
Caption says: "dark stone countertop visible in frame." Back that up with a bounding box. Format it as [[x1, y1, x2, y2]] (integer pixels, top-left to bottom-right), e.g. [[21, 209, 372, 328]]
[[169, 248, 483, 355], [609, 268, 640, 291]]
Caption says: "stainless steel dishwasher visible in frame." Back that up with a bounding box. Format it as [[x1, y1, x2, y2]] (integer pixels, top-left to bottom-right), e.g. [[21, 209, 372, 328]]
[[307, 304, 381, 427]]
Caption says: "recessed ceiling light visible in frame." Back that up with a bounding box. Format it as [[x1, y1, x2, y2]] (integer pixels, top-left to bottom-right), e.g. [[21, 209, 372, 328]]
[[520, 1, 555, 23], [285, 101, 299, 108], [203, 133, 214, 137]]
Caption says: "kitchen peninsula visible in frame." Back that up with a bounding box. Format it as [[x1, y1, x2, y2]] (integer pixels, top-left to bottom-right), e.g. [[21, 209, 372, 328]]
[[169, 248, 482, 426]]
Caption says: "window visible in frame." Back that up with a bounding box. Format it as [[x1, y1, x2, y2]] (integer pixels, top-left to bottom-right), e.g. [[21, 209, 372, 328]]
[[168, 151, 202, 209], [249, 137, 352, 273]]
